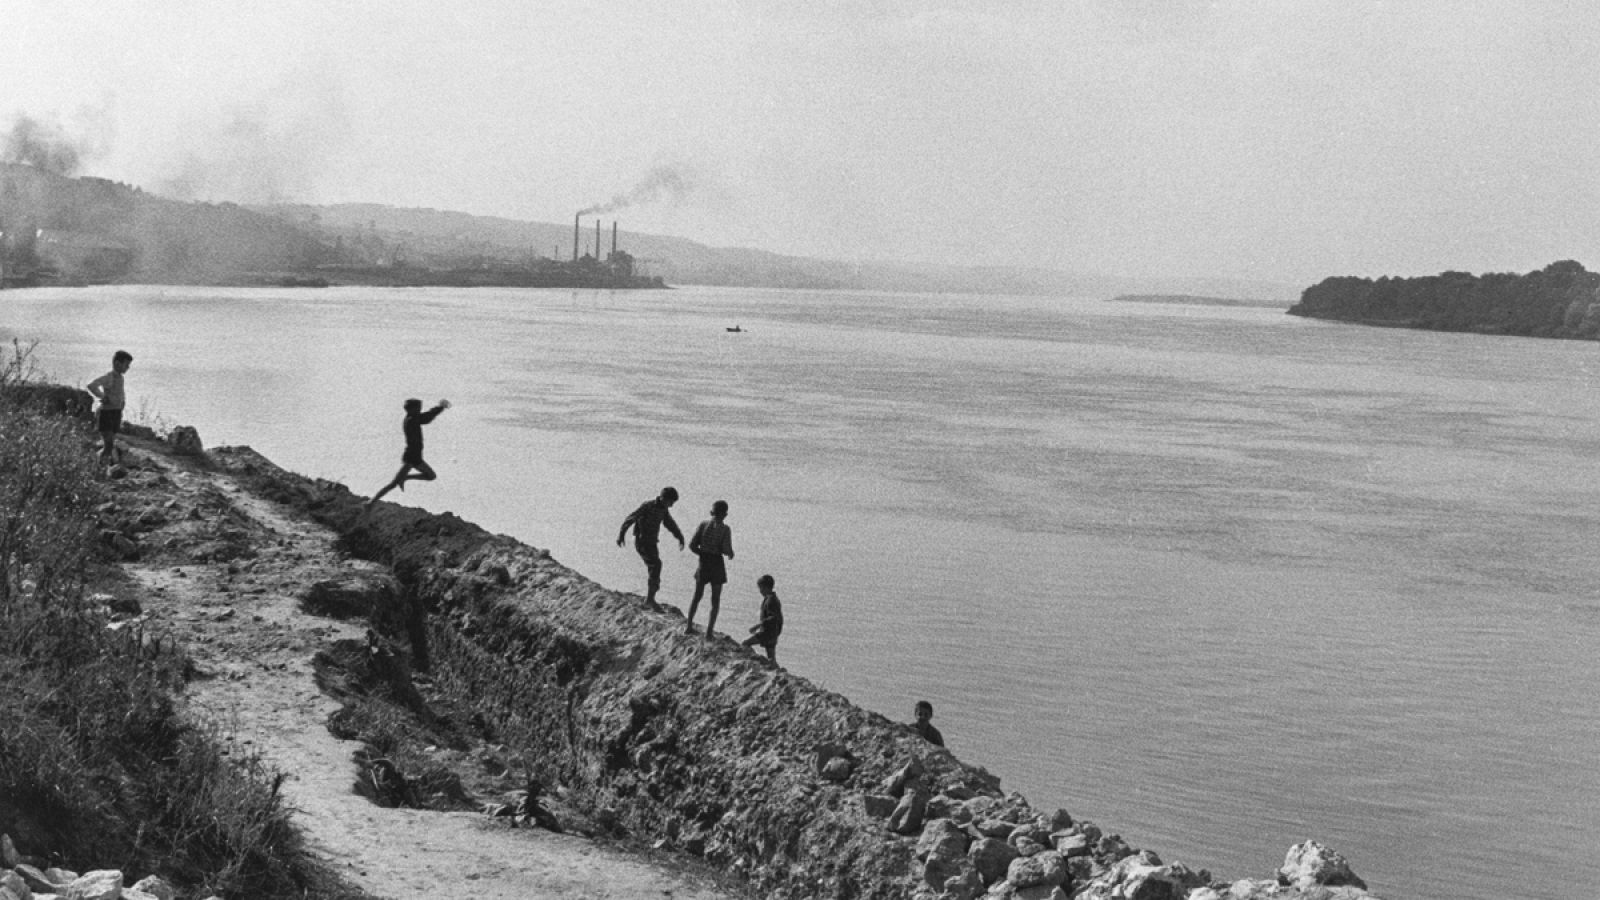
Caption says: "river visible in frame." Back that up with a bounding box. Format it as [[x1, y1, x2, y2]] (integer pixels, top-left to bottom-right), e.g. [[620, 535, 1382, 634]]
[[4, 284, 1597, 899]]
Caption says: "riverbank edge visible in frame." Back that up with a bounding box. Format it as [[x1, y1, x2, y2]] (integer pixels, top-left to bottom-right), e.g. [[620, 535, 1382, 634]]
[[196, 433, 1383, 899]]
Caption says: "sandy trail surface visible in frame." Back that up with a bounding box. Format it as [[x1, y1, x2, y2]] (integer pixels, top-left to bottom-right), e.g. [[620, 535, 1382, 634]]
[[113, 441, 737, 900]]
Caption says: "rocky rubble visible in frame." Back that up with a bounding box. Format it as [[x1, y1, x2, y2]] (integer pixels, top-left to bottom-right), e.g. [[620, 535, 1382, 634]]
[[0, 834, 186, 900]]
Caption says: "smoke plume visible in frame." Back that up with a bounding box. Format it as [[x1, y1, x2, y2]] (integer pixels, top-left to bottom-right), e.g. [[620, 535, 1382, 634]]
[[2, 115, 86, 175], [578, 164, 698, 215], [153, 71, 350, 205]]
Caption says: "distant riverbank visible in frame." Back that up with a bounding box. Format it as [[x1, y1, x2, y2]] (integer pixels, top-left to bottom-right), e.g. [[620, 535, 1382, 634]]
[[1287, 259, 1600, 339]]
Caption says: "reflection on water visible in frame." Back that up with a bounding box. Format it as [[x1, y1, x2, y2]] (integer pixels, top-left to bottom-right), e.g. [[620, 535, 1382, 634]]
[[3, 284, 1598, 900]]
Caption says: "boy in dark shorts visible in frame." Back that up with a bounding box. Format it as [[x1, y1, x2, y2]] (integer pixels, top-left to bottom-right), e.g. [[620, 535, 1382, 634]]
[[369, 398, 450, 505], [685, 499, 734, 636], [85, 350, 132, 465], [742, 574, 783, 661]]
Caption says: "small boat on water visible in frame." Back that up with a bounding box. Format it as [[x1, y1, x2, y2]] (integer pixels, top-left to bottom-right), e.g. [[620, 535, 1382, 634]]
[[726, 325, 744, 333]]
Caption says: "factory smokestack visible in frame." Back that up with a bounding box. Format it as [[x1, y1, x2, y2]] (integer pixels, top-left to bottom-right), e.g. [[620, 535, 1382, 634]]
[[595, 219, 601, 261], [573, 214, 580, 262], [612, 221, 618, 257]]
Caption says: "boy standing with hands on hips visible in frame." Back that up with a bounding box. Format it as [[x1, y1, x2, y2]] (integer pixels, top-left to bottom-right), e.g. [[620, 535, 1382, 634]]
[[85, 350, 132, 467]]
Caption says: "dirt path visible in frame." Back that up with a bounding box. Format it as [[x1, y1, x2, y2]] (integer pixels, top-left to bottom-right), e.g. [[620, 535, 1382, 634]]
[[112, 442, 737, 900]]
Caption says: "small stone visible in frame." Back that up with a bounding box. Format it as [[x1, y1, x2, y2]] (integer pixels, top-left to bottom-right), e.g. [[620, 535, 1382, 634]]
[[1096, 832, 1134, 861], [14, 865, 57, 893], [62, 869, 121, 900], [922, 854, 965, 891], [941, 868, 985, 900], [973, 817, 1014, 838], [1054, 831, 1091, 858], [1014, 836, 1047, 857], [862, 795, 898, 818], [130, 876, 176, 900], [820, 756, 853, 783], [941, 783, 977, 801], [0, 870, 30, 900]]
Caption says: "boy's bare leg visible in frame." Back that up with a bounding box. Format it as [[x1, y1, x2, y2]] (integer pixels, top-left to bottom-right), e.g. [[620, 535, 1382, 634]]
[[369, 465, 411, 505], [704, 584, 722, 637], [685, 581, 705, 632]]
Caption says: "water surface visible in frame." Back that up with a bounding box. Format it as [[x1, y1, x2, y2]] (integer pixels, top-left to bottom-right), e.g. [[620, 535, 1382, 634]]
[[5, 284, 1597, 899]]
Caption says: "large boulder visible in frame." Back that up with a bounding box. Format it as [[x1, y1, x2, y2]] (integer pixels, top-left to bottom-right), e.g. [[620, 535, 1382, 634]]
[[1006, 850, 1068, 890], [881, 759, 924, 798], [0, 870, 30, 900], [12, 866, 59, 894], [812, 743, 856, 783], [1072, 851, 1210, 900], [63, 869, 123, 900], [1278, 840, 1367, 889], [969, 836, 1019, 885], [299, 571, 399, 619], [918, 818, 971, 887], [167, 425, 204, 456], [888, 789, 928, 835], [917, 818, 970, 861]]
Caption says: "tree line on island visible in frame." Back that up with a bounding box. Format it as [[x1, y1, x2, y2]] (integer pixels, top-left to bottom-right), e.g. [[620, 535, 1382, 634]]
[[1288, 260, 1600, 340]]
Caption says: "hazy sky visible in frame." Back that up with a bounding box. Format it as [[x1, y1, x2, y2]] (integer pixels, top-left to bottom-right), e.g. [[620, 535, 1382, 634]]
[[5, 1, 1598, 283]]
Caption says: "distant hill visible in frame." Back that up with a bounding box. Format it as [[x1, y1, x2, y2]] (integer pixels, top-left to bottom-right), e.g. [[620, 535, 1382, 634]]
[[1287, 260, 1600, 339], [1, 163, 1300, 299], [0, 162, 333, 285]]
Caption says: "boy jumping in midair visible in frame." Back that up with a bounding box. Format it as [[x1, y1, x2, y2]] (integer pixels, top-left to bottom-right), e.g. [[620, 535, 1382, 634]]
[[369, 398, 450, 505]]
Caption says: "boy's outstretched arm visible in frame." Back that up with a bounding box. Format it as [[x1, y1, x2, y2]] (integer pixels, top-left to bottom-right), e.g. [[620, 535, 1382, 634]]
[[418, 400, 450, 424]]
